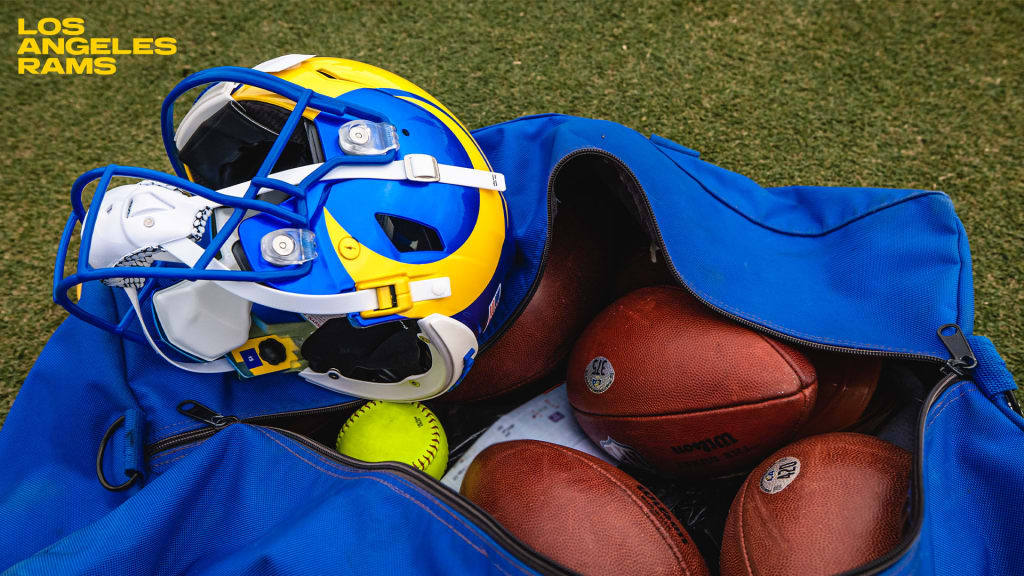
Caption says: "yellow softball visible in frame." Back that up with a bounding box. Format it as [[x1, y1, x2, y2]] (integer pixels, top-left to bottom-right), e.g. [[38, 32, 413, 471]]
[[335, 401, 449, 480]]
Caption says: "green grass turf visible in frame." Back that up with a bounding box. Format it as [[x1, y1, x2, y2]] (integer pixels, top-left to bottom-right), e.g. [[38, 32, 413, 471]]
[[0, 0, 1021, 424]]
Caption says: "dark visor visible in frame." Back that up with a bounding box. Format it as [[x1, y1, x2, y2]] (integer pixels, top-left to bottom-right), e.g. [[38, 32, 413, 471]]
[[178, 100, 324, 190]]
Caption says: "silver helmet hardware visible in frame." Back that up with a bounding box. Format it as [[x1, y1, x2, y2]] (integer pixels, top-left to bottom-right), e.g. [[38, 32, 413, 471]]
[[260, 228, 318, 266], [338, 119, 399, 156]]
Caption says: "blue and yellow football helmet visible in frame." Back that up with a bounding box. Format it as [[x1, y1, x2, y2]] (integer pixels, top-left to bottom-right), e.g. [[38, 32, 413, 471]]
[[54, 55, 514, 401]]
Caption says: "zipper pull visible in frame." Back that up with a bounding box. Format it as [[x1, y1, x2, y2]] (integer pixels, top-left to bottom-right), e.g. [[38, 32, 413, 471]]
[[177, 400, 238, 428], [937, 324, 977, 376], [1006, 392, 1024, 417]]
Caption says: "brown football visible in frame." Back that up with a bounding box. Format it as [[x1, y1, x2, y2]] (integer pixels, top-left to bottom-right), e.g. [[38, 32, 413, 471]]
[[444, 203, 612, 403], [720, 432, 911, 576], [461, 440, 709, 576], [795, 351, 881, 438], [567, 285, 818, 479]]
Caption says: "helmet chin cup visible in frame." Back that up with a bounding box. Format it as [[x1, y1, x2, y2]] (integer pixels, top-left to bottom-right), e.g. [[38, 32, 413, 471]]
[[298, 313, 477, 402]]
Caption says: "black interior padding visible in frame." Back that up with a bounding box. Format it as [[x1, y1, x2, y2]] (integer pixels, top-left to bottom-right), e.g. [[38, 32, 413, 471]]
[[178, 100, 322, 190], [301, 318, 432, 383]]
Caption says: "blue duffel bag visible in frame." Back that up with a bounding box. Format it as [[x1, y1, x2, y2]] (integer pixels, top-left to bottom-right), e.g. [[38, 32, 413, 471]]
[[1, 109, 1021, 575]]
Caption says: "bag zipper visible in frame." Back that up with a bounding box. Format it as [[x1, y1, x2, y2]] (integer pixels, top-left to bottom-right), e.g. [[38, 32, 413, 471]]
[[841, 371, 957, 575], [480, 162, 560, 351], [168, 401, 573, 575], [841, 324, 976, 576], [145, 400, 360, 458]]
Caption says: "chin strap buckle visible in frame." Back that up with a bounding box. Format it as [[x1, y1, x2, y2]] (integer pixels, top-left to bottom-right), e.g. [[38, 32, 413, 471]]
[[357, 276, 452, 319], [404, 154, 441, 183], [360, 276, 414, 319]]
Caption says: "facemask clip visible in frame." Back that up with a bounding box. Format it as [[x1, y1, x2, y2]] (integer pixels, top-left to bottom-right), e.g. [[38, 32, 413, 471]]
[[338, 119, 399, 156], [261, 228, 318, 266]]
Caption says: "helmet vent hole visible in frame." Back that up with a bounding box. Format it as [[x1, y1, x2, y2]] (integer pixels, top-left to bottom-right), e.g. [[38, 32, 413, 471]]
[[376, 214, 444, 253], [401, 128, 410, 136], [316, 69, 340, 80]]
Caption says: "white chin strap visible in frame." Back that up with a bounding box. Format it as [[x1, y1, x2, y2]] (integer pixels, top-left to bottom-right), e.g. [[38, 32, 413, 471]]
[[216, 153, 505, 198], [162, 239, 451, 316]]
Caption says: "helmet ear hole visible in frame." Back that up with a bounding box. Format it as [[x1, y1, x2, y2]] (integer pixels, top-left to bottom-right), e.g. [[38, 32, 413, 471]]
[[301, 318, 431, 383], [376, 214, 444, 253]]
